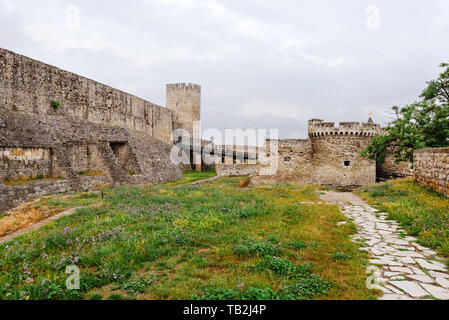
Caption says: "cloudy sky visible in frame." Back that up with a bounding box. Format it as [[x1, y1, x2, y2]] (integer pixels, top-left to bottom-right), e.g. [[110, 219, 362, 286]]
[[1, 0, 448, 140]]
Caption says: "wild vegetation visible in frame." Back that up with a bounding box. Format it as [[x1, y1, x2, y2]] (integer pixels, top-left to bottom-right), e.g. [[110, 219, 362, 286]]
[[0, 174, 378, 300], [357, 178, 449, 262], [362, 62, 449, 164]]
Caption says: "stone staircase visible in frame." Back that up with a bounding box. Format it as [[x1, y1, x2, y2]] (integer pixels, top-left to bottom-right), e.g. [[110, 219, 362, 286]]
[[55, 143, 83, 191], [97, 142, 130, 185]]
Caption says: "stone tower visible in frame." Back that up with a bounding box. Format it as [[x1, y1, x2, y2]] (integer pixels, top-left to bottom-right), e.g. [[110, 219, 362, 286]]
[[166, 83, 201, 138], [308, 119, 382, 188]]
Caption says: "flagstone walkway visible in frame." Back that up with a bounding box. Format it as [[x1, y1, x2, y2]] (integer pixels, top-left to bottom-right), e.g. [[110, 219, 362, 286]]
[[320, 191, 449, 300]]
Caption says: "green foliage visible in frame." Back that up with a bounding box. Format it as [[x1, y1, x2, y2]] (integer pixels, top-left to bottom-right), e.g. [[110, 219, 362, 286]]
[[163, 170, 216, 186], [89, 293, 103, 300], [197, 260, 332, 300], [120, 278, 152, 294], [262, 256, 313, 279], [0, 177, 369, 300], [286, 240, 315, 250], [330, 252, 353, 261], [232, 239, 280, 257], [107, 294, 124, 300], [50, 100, 61, 111], [362, 62, 449, 164]]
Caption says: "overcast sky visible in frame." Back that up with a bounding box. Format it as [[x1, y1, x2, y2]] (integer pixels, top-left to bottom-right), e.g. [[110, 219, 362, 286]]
[[1, 0, 448, 140]]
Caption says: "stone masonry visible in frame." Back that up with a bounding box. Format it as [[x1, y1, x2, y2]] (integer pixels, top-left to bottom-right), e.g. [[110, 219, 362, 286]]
[[218, 119, 414, 189], [320, 192, 449, 300], [0, 48, 203, 213], [414, 148, 449, 197]]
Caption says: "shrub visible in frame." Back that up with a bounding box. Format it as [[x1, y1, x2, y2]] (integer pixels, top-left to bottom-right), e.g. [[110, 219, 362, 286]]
[[232, 240, 280, 258], [330, 252, 353, 261], [107, 293, 124, 300], [121, 278, 151, 294], [50, 100, 61, 111], [287, 240, 311, 250], [89, 293, 103, 300], [262, 256, 313, 279]]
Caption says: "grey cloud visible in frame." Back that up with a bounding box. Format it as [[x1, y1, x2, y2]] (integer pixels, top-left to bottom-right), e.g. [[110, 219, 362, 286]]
[[0, 0, 448, 139]]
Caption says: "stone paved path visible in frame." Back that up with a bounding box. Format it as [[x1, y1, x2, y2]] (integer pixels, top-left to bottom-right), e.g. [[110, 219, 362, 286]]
[[321, 191, 449, 300]]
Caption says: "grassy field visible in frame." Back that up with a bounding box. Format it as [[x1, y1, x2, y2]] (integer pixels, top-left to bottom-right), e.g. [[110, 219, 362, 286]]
[[163, 169, 216, 186], [356, 178, 449, 262], [0, 174, 378, 300]]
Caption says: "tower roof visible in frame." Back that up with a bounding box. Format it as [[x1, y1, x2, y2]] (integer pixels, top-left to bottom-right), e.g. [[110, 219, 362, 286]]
[[367, 110, 374, 123]]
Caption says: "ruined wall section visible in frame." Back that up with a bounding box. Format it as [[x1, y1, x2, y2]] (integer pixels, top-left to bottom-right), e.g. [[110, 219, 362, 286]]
[[414, 148, 449, 197], [377, 152, 413, 180], [274, 139, 313, 182], [0, 112, 183, 212], [0, 48, 173, 143]]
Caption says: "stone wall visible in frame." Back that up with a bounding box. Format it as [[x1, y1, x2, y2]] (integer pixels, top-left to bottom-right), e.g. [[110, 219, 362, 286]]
[[414, 148, 449, 197], [0, 111, 183, 213], [166, 83, 201, 136], [216, 164, 262, 177], [310, 134, 376, 188], [272, 139, 313, 183], [377, 152, 413, 180], [0, 175, 109, 213], [0, 147, 53, 180], [0, 48, 173, 143]]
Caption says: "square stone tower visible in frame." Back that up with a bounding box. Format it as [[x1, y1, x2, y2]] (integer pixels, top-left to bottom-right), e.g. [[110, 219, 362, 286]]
[[166, 83, 201, 138]]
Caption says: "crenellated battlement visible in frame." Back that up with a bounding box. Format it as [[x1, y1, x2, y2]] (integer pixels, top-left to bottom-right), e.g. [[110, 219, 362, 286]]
[[308, 119, 382, 137], [167, 83, 201, 92]]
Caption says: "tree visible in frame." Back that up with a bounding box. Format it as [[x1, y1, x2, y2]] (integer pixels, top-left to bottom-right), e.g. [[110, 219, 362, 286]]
[[362, 62, 449, 164]]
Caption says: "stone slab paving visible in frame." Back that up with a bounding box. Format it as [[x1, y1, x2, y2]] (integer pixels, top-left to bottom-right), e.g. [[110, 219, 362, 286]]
[[320, 191, 449, 300]]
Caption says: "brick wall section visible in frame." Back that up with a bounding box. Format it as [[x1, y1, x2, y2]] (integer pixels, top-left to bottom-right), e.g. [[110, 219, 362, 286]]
[[0, 48, 173, 143], [414, 148, 449, 197]]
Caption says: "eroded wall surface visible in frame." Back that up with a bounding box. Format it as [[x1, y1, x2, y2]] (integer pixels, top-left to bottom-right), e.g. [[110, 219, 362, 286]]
[[0, 112, 183, 212], [377, 152, 413, 180], [0, 48, 173, 143], [414, 148, 449, 197]]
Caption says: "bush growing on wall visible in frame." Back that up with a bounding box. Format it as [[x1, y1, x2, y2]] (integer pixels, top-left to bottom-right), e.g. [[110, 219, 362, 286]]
[[50, 100, 61, 111]]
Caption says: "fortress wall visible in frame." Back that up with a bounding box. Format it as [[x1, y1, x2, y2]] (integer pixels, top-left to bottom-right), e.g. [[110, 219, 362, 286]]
[[273, 139, 313, 182], [0, 147, 52, 180], [166, 83, 201, 136], [0, 48, 173, 143], [414, 148, 449, 197], [310, 134, 376, 188], [0, 111, 183, 212], [216, 163, 262, 177], [377, 152, 413, 180]]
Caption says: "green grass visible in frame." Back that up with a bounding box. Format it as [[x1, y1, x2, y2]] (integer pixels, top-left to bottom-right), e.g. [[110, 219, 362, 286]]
[[163, 170, 217, 187], [356, 178, 449, 260], [0, 176, 377, 300]]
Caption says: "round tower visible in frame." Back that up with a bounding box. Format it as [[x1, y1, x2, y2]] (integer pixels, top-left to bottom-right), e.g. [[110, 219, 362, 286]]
[[308, 119, 382, 188], [166, 83, 201, 137]]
